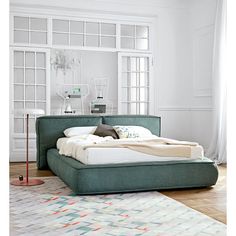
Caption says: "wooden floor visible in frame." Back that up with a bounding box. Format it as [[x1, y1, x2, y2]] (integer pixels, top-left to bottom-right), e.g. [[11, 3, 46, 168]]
[[10, 162, 226, 224]]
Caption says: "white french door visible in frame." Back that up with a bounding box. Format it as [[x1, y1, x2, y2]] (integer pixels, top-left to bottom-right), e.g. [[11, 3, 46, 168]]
[[10, 47, 50, 161], [118, 52, 153, 115]]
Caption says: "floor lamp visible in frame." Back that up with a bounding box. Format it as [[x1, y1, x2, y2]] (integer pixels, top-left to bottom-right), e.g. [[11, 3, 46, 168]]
[[10, 109, 45, 186]]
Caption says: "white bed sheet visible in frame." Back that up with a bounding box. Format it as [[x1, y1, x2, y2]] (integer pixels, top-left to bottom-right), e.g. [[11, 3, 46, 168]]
[[57, 137, 204, 165]]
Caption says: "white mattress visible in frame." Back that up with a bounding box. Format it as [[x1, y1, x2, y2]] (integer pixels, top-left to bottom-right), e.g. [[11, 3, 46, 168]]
[[57, 137, 204, 165]]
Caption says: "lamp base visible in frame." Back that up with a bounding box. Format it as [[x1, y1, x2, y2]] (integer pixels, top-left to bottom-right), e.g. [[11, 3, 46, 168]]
[[10, 179, 44, 186]]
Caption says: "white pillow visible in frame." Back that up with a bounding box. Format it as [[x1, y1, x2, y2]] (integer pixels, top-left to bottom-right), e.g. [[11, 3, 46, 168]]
[[64, 126, 97, 137], [113, 126, 152, 139]]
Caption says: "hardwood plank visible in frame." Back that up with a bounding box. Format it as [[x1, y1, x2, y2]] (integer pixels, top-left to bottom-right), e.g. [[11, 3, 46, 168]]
[[9, 162, 226, 224], [160, 164, 226, 224]]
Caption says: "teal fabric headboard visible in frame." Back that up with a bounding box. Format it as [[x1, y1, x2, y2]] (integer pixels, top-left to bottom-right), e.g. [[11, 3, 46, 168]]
[[103, 115, 161, 137], [36, 115, 161, 169]]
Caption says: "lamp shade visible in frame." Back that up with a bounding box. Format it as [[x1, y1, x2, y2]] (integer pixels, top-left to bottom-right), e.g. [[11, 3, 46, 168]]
[[14, 109, 45, 115]]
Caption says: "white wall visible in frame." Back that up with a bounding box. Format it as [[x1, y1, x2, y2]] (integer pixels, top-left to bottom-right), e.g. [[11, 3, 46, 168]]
[[154, 0, 217, 152], [154, 8, 193, 141], [189, 0, 217, 150]]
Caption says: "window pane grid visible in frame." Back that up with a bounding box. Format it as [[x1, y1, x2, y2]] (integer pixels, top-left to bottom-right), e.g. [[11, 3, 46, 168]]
[[14, 16, 48, 45], [121, 56, 150, 115], [13, 16, 150, 50], [13, 50, 47, 134], [52, 19, 116, 48], [121, 24, 149, 50]]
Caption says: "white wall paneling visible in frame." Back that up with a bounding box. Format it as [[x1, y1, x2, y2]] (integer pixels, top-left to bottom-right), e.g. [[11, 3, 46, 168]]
[[193, 25, 214, 97], [158, 108, 212, 152], [188, 0, 217, 152], [154, 0, 217, 152]]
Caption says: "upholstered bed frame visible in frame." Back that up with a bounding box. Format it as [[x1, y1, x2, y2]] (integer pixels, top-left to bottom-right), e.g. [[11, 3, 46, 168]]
[[36, 115, 218, 195]]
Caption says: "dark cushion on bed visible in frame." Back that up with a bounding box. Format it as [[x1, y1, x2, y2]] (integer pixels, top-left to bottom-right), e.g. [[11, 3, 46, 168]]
[[94, 124, 119, 139]]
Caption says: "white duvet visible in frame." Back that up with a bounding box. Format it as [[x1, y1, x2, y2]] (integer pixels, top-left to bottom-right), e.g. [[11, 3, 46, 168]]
[[57, 134, 159, 157], [57, 134, 114, 158], [57, 134, 204, 164]]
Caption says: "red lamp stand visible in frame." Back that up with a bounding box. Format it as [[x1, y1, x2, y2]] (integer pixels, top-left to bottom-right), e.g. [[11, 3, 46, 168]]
[[11, 113, 44, 186]]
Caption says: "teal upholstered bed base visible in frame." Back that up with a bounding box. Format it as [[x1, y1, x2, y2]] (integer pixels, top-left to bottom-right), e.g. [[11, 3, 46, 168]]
[[36, 115, 218, 195]]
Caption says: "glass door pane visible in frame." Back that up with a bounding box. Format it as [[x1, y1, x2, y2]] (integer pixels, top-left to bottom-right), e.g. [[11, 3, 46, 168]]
[[14, 69, 24, 83], [12, 49, 49, 135], [14, 118, 24, 133], [11, 48, 49, 161], [36, 69, 46, 84], [36, 86, 46, 100], [14, 51, 24, 66], [14, 85, 24, 100], [25, 85, 35, 100], [25, 52, 35, 67], [119, 54, 151, 115], [25, 69, 35, 84], [36, 53, 46, 68]]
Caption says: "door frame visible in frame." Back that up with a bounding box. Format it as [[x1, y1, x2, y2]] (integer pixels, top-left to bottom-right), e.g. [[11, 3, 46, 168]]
[[9, 47, 51, 161], [117, 52, 154, 115]]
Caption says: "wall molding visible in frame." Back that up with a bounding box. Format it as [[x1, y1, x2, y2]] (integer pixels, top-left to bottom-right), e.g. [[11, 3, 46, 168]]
[[10, 5, 156, 23], [193, 88, 212, 97], [194, 24, 214, 32], [10, 0, 189, 16], [158, 107, 212, 111], [193, 24, 214, 98]]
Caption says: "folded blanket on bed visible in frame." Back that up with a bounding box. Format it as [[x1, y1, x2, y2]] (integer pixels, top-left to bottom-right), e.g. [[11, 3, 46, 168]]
[[82, 138, 199, 158], [57, 135, 202, 158]]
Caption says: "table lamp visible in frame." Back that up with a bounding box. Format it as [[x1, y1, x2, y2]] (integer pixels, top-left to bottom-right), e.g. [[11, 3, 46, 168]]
[[10, 109, 45, 186]]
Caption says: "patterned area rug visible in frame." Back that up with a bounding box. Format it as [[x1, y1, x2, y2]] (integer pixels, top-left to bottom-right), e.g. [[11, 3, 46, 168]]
[[10, 177, 226, 236]]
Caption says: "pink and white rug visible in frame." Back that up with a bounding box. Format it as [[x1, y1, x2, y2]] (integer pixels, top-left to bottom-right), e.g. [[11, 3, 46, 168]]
[[10, 177, 226, 236]]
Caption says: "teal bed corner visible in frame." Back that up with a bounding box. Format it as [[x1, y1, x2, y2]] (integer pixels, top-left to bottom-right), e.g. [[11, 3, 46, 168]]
[[36, 115, 218, 195]]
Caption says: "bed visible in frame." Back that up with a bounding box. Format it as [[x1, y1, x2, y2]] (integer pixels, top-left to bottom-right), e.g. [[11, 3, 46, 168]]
[[36, 115, 218, 195]]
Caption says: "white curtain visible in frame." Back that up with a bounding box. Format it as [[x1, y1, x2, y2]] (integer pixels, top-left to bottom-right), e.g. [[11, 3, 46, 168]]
[[206, 0, 227, 164]]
